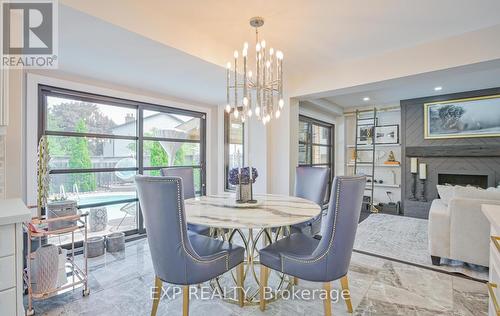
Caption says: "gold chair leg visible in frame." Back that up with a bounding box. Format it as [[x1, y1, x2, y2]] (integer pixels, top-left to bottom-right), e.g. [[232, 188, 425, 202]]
[[340, 275, 353, 313], [323, 282, 332, 316], [293, 277, 299, 286], [259, 265, 268, 311], [183, 286, 189, 316], [151, 277, 162, 316], [237, 263, 245, 307]]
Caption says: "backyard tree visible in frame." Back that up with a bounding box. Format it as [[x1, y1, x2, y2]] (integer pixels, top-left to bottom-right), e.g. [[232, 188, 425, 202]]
[[48, 101, 117, 154], [68, 119, 96, 192]]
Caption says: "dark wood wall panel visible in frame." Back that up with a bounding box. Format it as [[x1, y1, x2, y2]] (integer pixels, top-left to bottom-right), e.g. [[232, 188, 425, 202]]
[[401, 87, 500, 218]]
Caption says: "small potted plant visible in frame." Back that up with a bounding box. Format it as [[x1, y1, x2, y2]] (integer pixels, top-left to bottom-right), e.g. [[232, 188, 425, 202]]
[[228, 167, 258, 203]]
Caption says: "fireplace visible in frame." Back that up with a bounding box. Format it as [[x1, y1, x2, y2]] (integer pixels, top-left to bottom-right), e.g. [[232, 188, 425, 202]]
[[438, 173, 488, 189]]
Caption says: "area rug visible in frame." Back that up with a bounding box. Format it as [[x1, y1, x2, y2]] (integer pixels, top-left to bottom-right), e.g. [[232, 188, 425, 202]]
[[353, 213, 488, 281]]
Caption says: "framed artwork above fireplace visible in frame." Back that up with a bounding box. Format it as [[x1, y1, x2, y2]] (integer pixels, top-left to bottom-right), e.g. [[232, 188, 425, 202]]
[[424, 94, 500, 139]]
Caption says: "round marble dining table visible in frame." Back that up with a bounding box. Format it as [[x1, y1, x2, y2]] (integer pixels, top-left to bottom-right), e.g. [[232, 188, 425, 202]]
[[184, 193, 321, 305], [184, 193, 321, 229]]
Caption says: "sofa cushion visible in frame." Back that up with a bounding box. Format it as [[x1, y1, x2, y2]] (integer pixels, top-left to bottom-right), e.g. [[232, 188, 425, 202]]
[[436, 185, 455, 206], [454, 186, 500, 201]]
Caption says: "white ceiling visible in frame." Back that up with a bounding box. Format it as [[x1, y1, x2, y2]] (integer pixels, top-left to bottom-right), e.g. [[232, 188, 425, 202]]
[[56, 5, 225, 106], [316, 59, 500, 108], [56, 1, 500, 106], [61, 0, 500, 81]]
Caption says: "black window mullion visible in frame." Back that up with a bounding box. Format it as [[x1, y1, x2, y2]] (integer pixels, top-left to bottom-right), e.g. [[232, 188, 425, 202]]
[[39, 85, 207, 238], [49, 167, 138, 174], [142, 136, 201, 143], [137, 106, 145, 233], [299, 115, 335, 203]]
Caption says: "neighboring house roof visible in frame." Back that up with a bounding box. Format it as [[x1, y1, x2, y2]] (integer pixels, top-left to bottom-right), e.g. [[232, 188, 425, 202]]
[[112, 112, 183, 129]]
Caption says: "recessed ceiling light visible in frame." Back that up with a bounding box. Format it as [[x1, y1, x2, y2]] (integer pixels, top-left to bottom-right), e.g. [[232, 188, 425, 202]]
[[434, 86, 443, 91], [363, 97, 370, 101]]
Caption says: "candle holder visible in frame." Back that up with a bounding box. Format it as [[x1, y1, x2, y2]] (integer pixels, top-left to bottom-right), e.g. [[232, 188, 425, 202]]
[[419, 179, 427, 202], [409, 173, 418, 201]]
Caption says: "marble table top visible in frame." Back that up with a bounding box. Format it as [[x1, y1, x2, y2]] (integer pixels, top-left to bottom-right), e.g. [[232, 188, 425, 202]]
[[184, 193, 321, 229]]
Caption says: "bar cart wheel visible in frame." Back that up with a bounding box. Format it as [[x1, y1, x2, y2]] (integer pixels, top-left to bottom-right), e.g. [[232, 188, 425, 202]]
[[26, 308, 35, 316], [83, 287, 90, 296]]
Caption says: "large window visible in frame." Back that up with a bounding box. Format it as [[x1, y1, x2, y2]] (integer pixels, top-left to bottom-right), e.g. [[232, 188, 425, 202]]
[[224, 109, 244, 191], [39, 86, 206, 239], [298, 115, 334, 203]]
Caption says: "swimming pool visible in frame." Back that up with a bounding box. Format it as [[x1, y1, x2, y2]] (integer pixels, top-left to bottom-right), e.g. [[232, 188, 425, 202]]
[[77, 193, 137, 207]]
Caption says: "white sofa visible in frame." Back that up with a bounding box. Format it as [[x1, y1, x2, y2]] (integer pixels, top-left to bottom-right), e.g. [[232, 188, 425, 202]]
[[428, 186, 500, 267]]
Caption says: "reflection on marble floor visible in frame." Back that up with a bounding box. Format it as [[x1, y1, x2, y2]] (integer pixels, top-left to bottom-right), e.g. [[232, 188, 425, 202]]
[[28, 238, 488, 316]]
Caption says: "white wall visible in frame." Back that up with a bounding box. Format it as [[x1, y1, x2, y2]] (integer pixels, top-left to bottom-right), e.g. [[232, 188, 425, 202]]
[[23, 71, 218, 206], [5, 69, 24, 200]]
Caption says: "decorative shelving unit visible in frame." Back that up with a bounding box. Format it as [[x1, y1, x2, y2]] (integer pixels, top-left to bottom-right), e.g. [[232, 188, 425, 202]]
[[345, 106, 402, 206]]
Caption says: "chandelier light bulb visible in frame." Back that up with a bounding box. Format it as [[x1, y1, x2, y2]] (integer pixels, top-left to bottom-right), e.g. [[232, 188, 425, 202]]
[[225, 18, 284, 125]]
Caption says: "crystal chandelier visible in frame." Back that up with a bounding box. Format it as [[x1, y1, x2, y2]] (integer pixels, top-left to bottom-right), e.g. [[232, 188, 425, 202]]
[[225, 17, 284, 125]]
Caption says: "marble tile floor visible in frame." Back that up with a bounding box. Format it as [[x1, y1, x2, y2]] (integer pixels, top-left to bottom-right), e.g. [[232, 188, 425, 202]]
[[28, 238, 488, 316]]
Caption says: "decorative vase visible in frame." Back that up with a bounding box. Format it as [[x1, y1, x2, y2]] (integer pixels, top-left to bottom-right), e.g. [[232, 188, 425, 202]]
[[33, 244, 59, 294], [86, 236, 105, 258], [106, 232, 125, 253], [46, 200, 78, 231], [89, 207, 108, 232], [236, 183, 252, 203]]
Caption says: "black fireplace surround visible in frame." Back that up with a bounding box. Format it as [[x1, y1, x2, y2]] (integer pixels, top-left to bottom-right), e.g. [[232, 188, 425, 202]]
[[438, 173, 488, 189]]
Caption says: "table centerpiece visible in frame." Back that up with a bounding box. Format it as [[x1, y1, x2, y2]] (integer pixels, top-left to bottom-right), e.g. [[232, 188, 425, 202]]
[[228, 167, 258, 203]]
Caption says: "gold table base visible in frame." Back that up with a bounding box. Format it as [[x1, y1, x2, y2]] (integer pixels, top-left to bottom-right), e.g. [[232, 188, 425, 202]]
[[209, 226, 293, 306]]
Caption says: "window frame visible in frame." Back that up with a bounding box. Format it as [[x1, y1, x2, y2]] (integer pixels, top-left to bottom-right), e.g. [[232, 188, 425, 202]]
[[224, 108, 245, 191], [38, 85, 207, 236], [298, 115, 335, 203]]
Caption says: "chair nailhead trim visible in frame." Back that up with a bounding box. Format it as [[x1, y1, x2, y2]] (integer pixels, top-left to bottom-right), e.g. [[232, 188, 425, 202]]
[[280, 176, 365, 270], [141, 177, 229, 270]]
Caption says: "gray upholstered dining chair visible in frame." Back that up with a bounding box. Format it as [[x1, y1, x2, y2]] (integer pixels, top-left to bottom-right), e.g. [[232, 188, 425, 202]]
[[291, 166, 330, 236], [135, 175, 245, 316], [160, 167, 210, 236], [259, 176, 366, 316]]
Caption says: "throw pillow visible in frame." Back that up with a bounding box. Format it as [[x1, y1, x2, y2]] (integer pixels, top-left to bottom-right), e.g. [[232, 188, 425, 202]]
[[454, 185, 500, 201], [436, 185, 455, 206]]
